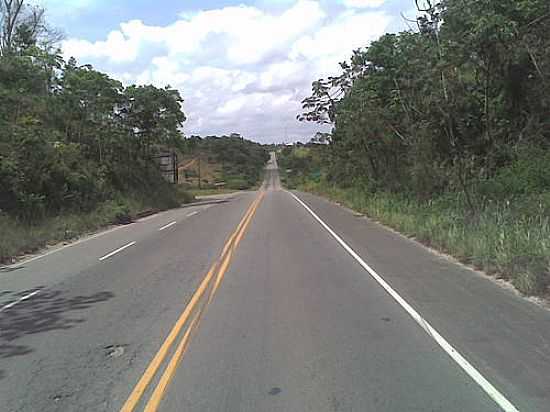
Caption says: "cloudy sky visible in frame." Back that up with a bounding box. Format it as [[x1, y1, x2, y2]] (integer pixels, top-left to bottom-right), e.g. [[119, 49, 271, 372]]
[[41, 0, 417, 143]]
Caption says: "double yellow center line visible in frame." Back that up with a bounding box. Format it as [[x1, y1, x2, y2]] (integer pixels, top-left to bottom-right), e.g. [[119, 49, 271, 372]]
[[121, 191, 266, 412]]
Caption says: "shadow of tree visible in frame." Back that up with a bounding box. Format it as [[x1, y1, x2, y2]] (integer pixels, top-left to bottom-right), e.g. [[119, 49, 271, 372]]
[[0, 289, 114, 379]]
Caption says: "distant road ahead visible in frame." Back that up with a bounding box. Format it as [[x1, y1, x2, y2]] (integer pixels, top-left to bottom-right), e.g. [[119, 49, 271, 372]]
[[1, 152, 549, 412]]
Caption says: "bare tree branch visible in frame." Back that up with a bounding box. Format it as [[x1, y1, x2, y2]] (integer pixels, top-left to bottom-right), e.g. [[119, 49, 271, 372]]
[[1, 0, 25, 54]]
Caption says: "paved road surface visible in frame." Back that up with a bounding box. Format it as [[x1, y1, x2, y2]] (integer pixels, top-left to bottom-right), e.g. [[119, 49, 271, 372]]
[[1, 152, 549, 411]]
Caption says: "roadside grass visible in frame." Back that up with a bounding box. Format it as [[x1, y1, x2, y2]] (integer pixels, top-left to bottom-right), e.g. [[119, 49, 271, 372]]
[[0, 189, 195, 265], [189, 188, 239, 197], [299, 179, 550, 297]]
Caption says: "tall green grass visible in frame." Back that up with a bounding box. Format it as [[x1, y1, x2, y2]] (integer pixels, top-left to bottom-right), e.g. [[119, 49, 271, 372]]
[[301, 180, 550, 297]]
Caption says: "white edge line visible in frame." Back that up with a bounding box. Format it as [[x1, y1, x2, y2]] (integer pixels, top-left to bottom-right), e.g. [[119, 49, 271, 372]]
[[0, 289, 41, 313], [186, 211, 199, 217], [5, 207, 206, 269], [8, 223, 133, 268], [99, 241, 136, 261], [288, 191, 520, 412], [159, 221, 177, 231]]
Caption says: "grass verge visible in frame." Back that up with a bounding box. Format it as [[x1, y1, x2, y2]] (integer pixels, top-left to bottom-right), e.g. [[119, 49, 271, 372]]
[[1, 189, 194, 265], [299, 179, 550, 297], [188, 188, 239, 197]]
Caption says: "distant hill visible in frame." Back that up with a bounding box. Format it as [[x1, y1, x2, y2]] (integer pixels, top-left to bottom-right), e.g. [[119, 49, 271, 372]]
[[179, 135, 269, 191]]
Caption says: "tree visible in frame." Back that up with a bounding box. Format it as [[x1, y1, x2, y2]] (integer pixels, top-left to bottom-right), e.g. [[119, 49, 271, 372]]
[[123, 85, 186, 156], [56, 62, 124, 163], [298, 0, 550, 204], [1, 0, 62, 56], [0, 1, 189, 219]]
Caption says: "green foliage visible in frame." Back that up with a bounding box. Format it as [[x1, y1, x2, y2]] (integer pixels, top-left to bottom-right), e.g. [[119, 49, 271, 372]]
[[299, 0, 550, 206], [184, 135, 269, 190], [0, 194, 171, 263], [277, 145, 327, 189], [0, 39, 187, 220], [0, 1, 192, 259], [296, 0, 550, 296], [478, 149, 550, 199], [175, 186, 195, 204], [225, 178, 249, 190]]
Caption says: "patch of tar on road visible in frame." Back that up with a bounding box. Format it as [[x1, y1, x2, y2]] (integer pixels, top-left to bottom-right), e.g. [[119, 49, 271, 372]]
[[381, 316, 392, 322], [51, 392, 73, 403], [104, 344, 127, 359], [268, 387, 282, 396]]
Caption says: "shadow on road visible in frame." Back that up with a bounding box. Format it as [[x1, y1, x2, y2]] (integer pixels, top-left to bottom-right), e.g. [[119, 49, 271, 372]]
[[0, 289, 114, 380]]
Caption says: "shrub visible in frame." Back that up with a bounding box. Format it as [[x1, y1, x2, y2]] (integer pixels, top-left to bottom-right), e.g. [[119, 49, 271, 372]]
[[479, 149, 550, 200], [226, 178, 249, 190]]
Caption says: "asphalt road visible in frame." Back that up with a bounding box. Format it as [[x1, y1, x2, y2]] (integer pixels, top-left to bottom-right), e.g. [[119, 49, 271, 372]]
[[1, 152, 549, 411]]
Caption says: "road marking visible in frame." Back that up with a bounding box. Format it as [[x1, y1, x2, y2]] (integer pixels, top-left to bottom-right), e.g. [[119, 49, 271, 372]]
[[144, 193, 264, 411], [208, 248, 233, 304], [120, 264, 218, 412], [0, 289, 41, 313], [143, 313, 200, 412], [6, 224, 134, 269], [186, 211, 199, 217], [121, 192, 264, 412], [158, 221, 177, 231], [99, 241, 136, 261], [289, 192, 520, 412]]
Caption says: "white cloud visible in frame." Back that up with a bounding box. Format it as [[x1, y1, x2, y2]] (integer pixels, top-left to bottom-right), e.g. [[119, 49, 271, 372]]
[[60, 0, 394, 142], [259, 61, 305, 91], [62, 22, 145, 63], [291, 11, 390, 60], [342, 0, 387, 8]]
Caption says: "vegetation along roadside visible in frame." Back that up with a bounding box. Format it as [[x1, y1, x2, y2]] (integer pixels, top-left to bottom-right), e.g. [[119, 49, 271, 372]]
[[279, 145, 550, 298], [286, 0, 550, 298], [0, 1, 267, 264]]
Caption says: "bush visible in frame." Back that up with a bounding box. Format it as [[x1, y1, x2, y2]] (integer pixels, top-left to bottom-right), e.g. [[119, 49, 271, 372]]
[[176, 187, 195, 204], [0, 189, 189, 263], [226, 178, 249, 190], [478, 149, 550, 200]]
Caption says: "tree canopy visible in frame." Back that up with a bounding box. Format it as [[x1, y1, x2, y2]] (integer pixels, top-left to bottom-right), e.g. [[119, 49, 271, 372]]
[[0, 1, 187, 220], [299, 0, 550, 210]]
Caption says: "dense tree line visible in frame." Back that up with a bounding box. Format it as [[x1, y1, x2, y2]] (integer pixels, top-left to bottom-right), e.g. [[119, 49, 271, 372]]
[[0, 1, 186, 221], [299, 0, 550, 212], [185, 134, 269, 189]]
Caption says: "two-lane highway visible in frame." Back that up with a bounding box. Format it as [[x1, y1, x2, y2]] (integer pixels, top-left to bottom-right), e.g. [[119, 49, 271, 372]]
[[1, 152, 550, 411], [0, 191, 258, 411]]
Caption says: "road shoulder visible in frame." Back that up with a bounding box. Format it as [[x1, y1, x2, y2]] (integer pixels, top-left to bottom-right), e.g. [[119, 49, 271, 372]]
[[291, 190, 550, 411]]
